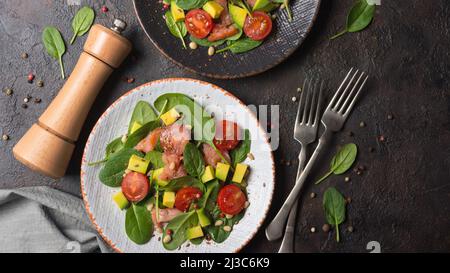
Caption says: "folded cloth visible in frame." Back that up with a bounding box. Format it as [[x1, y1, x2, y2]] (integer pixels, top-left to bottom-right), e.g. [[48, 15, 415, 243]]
[[0, 186, 112, 253]]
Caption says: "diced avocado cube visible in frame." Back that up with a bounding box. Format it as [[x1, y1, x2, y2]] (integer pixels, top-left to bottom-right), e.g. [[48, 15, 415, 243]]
[[203, 1, 224, 19], [152, 168, 169, 186], [127, 154, 150, 174], [112, 191, 129, 210], [232, 163, 249, 183], [160, 107, 180, 126], [215, 162, 230, 181], [162, 191, 176, 208], [197, 208, 211, 227], [201, 165, 215, 183], [252, 0, 270, 11], [229, 4, 247, 28], [130, 121, 142, 134], [186, 225, 204, 240], [170, 1, 185, 22]]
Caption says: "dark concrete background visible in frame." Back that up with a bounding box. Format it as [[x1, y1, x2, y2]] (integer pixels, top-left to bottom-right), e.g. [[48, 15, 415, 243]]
[[0, 0, 449, 252]]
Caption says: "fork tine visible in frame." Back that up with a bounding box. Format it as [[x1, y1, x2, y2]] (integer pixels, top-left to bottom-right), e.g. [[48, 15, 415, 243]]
[[308, 78, 319, 125], [338, 71, 365, 114], [326, 67, 354, 110], [294, 78, 308, 129], [313, 80, 324, 126], [333, 69, 359, 111], [301, 78, 313, 124], [343, 74, 369, 116]]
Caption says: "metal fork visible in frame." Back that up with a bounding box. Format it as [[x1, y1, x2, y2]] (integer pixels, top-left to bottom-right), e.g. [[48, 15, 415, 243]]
[[273, 78, 323, 252], [266, 68, 369, 240]]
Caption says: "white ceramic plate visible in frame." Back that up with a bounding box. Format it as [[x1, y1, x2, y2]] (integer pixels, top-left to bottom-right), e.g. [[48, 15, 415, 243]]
[[81, 78, 275, 253]]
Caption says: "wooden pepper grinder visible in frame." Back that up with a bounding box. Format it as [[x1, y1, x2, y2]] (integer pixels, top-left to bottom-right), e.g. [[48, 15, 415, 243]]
[[13, 19, 132, 179]]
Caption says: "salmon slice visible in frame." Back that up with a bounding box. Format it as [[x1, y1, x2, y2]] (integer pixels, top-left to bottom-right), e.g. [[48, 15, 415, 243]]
[[159, 152, 187, 181], [208, 0, 239, 42], [135, 127, 163, 153], [151, 208, 182, 233], [202, 143, 231, 167], [159, 124, 191, 155]]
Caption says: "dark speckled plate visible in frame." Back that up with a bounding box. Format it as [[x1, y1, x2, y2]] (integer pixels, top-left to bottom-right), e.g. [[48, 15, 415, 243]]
[[133, 0, 320, 79]]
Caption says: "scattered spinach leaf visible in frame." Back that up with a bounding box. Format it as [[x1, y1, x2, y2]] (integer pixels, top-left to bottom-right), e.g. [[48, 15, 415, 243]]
[[331, 0, 376, 40], [144, 150, 165, 169], [128, 101, 158, 134], [125, 202, 153, 244], [315, 143, 357, 185], [216, 38, 263, 54], [206, 206, 244, 243], [183, 142, 205, 178], [162, 210, 197, 250], [230, 129, 251, 166], [189, 35, 226, 47], [99, 148, 144, 187], [165, 11, 187, 49], [124, 120, 161, 148], [105, 137, 124, 158], [323, 187, 346, 242], [42, 26, 66, 79], [160, 176, 205, 193], [70, 6, 95, 44], [198, 180, 220, 210], [175, 0, 207, 10]]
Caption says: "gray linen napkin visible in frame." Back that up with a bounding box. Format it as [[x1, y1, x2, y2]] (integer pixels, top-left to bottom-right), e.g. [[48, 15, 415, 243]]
[[0, 186, 111, 253]]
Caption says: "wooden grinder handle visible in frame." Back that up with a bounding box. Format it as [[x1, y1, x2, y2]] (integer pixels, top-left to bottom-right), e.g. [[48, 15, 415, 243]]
[[13, 21, 132, 179]]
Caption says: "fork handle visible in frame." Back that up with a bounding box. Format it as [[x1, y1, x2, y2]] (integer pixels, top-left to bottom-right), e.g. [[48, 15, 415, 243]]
[[277, 145, 307, 252], [266, 130, 333, 241]]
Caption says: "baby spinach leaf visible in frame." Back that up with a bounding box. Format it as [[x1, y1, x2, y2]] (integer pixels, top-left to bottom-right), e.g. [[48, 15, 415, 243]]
[[162, 210, 197, 250], [42, 26, 66, 79], [70, 6, 95, 44], [160, 176, 205, 193], [323, 187, 346, 242], [99, 148, 143, 187], [183, 143, 205, 178], [175, 0, 207, 10], [128, 101, 158, 134], [315, 143, 357, 185], [226, 25, 243, 41], [206, 207, 244, 243], [189, 36, 226, 47], [198, 180, 219, 210], [331, 0, 376, 40], [125, 202, 153, 244], [144, 150, 164, 169], [230, 129, 251, 166], [105, 137, 124, 158], [165, 11, 187, 49], [216, 37, 262, 54], [124, 120, 161, 148]]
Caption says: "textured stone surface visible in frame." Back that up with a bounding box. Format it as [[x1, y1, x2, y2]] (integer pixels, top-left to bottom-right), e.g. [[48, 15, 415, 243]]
[[0, 0, 449, 252]]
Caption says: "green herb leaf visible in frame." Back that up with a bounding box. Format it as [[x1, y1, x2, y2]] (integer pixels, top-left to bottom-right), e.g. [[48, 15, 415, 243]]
[[175, 0, 208, 10], [323, 187, 346, 242], [124, 120, 161, 149], [197, 179, 219, 210], [230, 129, 251, 166], [162, 210, 197, 250], [216, 38, 262, 54], [315, 143, 357, 184], [144, 150, 165, 169], [128, 101, 158, 134], [190, 36, 226, 47], [160, 176, 205, 193], [183, 143, 205, 178], [331, 0, 376, 40], [42, 26, 66, 79], [206, 207, 244, 243], [70, 6, 95, 44], [125, 202, 153, 244], [99, 148, 144, 187], [165, 11, 187, 49]]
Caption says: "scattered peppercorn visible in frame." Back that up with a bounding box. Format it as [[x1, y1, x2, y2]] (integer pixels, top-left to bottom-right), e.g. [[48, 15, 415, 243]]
[[166, 229, 173, 235], [37, 80, 44, 87], [359, 121, 366, 127], [127, 77, 135, 84], [358, 165, 366, 171], [387, 114, 394, 120], [347, 131, 354, 137], [344, 176, 350, 182], [101, 6, 109, 13], [2, 134, 9, 141], [21, 53, 28, 59], [378, 135, 386, 142], [291, 96, 297, 102], [21, 104, 28, 109], [297, 87, 302, 92], [310, 192, 316, 199], [285, 160, 291, 166], [3, 88, 13, 96], [322, 224, 330, 233], [310, 227, 316, 233], [347, 226, 354, 233], [346, 197, 352, 204], [27, 73, 34, 83], [23, 97, 29, 103]]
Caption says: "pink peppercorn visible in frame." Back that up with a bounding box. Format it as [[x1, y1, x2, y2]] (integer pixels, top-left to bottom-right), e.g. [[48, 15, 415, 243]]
[[101, 6, 109, 13]]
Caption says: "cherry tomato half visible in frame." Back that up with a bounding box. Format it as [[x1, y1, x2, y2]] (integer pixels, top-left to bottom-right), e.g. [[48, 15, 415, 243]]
[[185, 9, 214, 39], [175, 187, 203, 211], [243, 11, 273, 41], [213, 120, 240, 150], [217, 184, 247, 216], [121, 172, 149, 202]]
